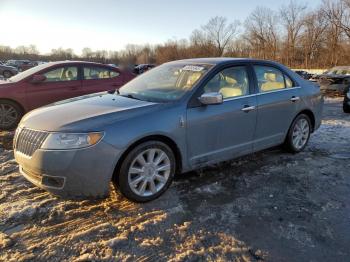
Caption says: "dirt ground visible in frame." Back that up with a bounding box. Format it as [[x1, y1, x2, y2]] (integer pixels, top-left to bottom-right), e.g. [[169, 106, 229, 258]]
[[1, 98, 350, 262]]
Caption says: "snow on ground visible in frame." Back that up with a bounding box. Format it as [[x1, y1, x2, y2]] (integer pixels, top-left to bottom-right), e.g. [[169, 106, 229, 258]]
[[0, 97, 350, 261]]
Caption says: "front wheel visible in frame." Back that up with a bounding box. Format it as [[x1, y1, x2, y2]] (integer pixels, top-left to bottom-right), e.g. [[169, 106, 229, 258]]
[[284, 114, 311, 153], [116, 141, 176, 202], [0, 100, 23, 130]]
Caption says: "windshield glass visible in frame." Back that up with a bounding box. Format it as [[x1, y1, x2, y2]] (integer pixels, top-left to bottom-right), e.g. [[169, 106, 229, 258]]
[[8, 63, 51, 82], [325, 67, 350, 75], [119, 63, 213, 102]]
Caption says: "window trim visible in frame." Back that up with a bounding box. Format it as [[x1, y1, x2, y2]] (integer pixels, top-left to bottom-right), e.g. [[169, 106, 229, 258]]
[[220, 86, 302, 102]]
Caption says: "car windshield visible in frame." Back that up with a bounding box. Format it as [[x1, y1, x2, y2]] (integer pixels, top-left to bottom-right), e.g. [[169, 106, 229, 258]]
[[7, 63, 50, 82], [324, 67, 350, 75], [119, 63, 213, 102]]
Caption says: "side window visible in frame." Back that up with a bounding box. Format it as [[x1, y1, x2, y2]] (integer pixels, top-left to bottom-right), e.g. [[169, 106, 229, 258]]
[[202, 66, 249, 99], [254, 66, 286, 92], [43, 66, 78, 82], [83, 66, 120, 80], [284, 74, 294, 88]]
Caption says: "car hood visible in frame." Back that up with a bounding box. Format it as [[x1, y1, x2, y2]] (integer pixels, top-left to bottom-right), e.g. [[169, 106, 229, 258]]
[[0, 79, 14, 88], [20, 92, 161, 132]]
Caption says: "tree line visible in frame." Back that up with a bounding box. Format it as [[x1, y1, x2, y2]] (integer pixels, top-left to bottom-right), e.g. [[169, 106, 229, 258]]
[[1, 0, 350, 69]]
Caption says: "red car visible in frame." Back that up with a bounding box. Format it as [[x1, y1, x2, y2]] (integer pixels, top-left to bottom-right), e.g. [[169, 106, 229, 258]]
[[0, 61, 135, 130]]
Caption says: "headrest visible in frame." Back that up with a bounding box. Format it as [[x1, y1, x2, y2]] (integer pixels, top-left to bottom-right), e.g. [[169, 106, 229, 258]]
[[264, 72, 277, 82]]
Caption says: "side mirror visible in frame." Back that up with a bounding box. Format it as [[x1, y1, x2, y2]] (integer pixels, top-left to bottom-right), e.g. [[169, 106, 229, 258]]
[[31, 74, 46, 83], [198, 92, 223, 105]]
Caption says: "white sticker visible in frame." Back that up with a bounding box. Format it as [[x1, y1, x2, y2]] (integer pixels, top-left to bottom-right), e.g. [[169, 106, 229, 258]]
[[182, 65, 205, 72]]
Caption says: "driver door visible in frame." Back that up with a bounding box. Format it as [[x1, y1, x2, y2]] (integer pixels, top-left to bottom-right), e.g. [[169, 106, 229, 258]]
[[26, 65, 82, 110], [186, 65, 257, 168]]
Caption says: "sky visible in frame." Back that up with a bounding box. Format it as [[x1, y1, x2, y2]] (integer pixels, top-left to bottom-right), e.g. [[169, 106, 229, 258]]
[[0, 0, 323, 55]]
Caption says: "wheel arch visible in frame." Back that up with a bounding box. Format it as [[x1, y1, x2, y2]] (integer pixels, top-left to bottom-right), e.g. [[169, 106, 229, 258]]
[[0, 98, 25, 115], [297, 109, 315, 132], [112, 134, 183, 183]]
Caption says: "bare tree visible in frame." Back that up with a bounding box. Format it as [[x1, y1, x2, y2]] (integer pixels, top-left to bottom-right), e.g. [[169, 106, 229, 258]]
[[322, 0, 350, 38], [280, 0, 307, 67], [300, 9, 328, 68], [244, 7, 279, 60], [200, 16, 240, 56]]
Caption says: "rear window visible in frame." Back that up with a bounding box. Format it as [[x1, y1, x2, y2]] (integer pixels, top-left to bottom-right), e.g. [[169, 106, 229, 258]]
[[83, 66, 120, 80]]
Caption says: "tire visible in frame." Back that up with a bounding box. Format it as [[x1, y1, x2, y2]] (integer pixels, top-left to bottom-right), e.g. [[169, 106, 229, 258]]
[[3, 70, 12, 79], [115, 141, 176, 202], [343, 103, 350, 113], [0, 100, 23, 130], [284, 114, 311, 153]]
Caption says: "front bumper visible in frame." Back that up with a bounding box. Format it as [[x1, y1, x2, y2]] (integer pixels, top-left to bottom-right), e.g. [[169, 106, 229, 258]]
[[15, 141, 122, 198]]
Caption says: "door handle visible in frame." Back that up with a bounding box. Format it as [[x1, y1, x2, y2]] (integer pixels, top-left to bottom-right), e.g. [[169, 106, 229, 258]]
[[290, 96, 300, 102], [241, 105, 256, 112], [68, 86, 79, 90]]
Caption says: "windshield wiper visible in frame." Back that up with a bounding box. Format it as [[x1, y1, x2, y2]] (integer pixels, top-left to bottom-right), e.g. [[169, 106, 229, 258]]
[[119, 93, 141, 100]]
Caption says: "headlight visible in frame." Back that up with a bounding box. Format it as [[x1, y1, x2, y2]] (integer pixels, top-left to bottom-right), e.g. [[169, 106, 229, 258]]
[[41, 132, 104, 150]]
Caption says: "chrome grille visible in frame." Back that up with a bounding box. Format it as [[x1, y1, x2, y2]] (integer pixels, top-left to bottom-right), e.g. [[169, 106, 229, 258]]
[[15, 128, 49, 156]]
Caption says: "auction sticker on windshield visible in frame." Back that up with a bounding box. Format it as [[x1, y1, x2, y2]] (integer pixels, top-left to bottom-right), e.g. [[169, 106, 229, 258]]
[[182, 65, 205, 72]]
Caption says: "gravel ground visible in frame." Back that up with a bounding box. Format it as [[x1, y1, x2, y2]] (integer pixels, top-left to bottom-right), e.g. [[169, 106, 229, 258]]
[[0, 98, 350, 262]]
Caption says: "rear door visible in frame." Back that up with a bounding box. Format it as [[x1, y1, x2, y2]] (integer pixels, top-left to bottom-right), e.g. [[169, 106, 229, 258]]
[[26, 65, 82, 110], [253, 64, 301, 151], [81, 65, 124, 94]]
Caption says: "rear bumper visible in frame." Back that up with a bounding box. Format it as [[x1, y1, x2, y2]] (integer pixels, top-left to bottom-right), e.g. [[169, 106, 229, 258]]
[[15, 141, 122, 198]]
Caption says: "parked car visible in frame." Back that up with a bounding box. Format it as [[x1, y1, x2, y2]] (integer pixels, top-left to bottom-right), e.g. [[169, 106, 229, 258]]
[[294, 70, 312, 80], [6, 60, 36, 72], [343, 85, 350, 113], [309, 66, 350, 94], [134, 64, 155, 74], [13, 58, 323, 202], [0, 63, 18, 78], [0, 61, 135, 129]]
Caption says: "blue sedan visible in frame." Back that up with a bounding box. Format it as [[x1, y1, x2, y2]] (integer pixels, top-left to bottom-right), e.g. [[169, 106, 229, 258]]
[[14, 58, 323, 202]]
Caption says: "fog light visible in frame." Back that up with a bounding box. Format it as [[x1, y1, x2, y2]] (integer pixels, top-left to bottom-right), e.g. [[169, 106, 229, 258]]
[[42, 175, 65, 189]]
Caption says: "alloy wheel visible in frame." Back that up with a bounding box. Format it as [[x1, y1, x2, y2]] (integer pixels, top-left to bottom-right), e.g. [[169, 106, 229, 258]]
[[292, 118, 310, 150], [0, 103, 18, 128], [127, 148, 171, 197]]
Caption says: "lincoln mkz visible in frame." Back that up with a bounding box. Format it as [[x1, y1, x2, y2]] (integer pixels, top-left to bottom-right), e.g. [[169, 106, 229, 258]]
[[14, 58, 323, 202]]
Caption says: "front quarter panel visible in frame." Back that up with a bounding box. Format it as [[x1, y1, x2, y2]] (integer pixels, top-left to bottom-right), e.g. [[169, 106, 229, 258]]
[[102, 103, 189, 171]]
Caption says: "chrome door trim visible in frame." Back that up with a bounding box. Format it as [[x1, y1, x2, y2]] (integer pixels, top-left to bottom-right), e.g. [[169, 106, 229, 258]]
[[256, 86, 301, 96], [222, 86, 301, 103]]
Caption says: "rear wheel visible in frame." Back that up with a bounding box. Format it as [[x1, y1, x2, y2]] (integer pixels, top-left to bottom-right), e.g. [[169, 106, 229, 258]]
[[0, 100, 23, 130], [116, 141, 175, 202], [284, 114, 311, 153], [3, 70, 12, 79]]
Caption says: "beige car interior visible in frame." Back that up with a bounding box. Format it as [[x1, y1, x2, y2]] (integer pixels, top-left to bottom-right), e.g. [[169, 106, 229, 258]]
[[204, 67, 249, 99], [183, 72, 202, 89], [260, 72, 285, 91]]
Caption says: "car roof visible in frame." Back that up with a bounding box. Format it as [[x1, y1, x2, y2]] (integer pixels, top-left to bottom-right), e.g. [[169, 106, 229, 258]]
[[169, 57, 281, 66], [43, 61, 111, 67]]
